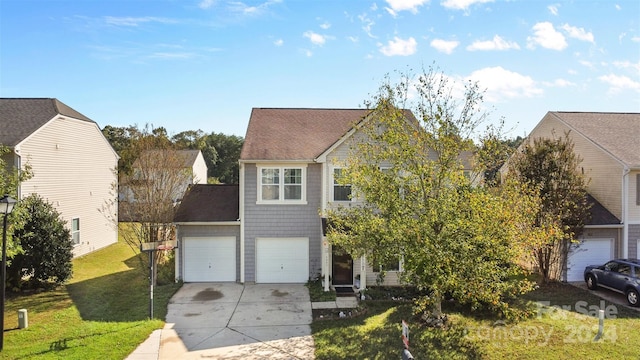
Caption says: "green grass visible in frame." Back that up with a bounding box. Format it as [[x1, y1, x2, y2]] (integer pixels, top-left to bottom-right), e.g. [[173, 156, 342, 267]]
[[312, 283, 640, 359], [306, 279, 337, 302], [2, 225, 182, 359]]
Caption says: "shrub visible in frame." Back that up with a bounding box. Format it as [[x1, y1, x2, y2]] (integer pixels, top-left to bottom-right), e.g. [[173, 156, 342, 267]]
[[8, 194, 73, 289]]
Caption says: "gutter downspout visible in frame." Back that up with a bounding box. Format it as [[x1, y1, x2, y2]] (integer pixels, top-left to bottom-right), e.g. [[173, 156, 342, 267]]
[[622, 167, 630, 258], [319, 160, 330, 292], [239, 161, 245, 283]]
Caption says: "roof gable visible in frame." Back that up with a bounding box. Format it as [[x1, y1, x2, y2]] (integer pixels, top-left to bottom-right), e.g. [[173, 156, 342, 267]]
[[0, 98, 95, 147], [549, 112, 640, 168], [240, 108, 371, 161], [174, 184, 239, 222]]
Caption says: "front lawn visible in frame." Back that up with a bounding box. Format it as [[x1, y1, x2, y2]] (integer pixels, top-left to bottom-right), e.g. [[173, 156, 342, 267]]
[[2, 226, 181, 360], [312, 283, 640, 359]]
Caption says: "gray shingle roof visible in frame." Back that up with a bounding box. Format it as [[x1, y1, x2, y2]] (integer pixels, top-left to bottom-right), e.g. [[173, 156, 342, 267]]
[[240, 108, 372, 161], [174, 184, 239, 222], [0, 98, 95, 147], [549, 112, 640, 168], [586, 194, 620, 225]]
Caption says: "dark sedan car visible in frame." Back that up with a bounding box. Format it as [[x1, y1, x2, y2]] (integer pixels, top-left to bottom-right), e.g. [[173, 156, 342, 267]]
[[584, 259, 640, 306]]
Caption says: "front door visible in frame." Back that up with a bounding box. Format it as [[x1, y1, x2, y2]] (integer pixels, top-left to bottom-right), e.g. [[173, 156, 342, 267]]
[[332, 246, 353, 285]]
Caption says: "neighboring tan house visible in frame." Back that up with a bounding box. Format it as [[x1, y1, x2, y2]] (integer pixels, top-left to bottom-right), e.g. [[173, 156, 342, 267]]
[[522, 111, 640, 282], [0, 98, 119, 257], [119, 149, 207, 221], [174, 108, 474, 290]]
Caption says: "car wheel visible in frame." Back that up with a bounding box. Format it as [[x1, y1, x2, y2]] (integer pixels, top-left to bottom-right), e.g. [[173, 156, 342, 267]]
[[586, 274, 598, 290], [626, 289, 639, 307]]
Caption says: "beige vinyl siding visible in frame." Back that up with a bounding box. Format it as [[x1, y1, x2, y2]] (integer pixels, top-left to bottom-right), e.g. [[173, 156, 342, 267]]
[[192, 152, 208, 184], [531, 114, 624, 219], [17, 116, 118, 257], [352, 257, 403, 286]]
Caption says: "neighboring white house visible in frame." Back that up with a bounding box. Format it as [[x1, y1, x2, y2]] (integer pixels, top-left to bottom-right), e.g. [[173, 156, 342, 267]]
[[0, 98, 119, 257], [520, 111, 640, 282]]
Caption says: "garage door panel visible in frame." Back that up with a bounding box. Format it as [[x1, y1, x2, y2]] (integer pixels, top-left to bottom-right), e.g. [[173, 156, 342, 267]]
[[567, 238, 613, 282], [184, 237, 236, 282], [256, 238, 309, 283]]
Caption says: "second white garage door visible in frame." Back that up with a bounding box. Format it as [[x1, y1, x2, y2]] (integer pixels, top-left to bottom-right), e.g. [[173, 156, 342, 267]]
[[566, 238, 613, 282], [256, 238, 309, 283], [183, 237, 236, 282]]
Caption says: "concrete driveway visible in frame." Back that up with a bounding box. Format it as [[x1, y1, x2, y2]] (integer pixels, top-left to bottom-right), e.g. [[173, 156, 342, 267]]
[[157, 283, 314, 359]]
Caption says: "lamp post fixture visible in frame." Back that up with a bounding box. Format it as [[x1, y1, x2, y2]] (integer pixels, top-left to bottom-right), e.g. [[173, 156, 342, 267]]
[[0, 195, 17, 351]]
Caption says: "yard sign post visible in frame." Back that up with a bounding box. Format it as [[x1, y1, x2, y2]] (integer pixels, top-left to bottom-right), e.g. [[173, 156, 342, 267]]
[[140, 241, 176, 319]]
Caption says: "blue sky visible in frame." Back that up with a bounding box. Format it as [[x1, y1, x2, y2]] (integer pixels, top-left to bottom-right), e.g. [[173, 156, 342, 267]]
[[1, 0, 639, 138]]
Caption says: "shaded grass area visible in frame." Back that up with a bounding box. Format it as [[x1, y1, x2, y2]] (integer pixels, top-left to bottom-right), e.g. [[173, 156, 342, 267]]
[[312, 282, 640, 359], [3, 229, 181, 360], [306, 279, 336, 302]]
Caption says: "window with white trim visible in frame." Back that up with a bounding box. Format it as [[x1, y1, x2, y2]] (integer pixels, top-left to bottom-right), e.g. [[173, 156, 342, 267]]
[[259, 166, 305, 203], [72, 218, 80, 245], [333, 168, 352, 202]]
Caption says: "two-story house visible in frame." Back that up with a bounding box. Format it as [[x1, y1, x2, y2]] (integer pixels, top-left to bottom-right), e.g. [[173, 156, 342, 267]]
[[524, 111, 639, 281], [174, 107, 474, 291], [0, 98, 119, 257]]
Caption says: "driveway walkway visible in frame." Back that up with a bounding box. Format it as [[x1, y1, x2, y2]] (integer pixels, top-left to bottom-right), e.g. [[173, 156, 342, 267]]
[[128, 283, 314, 360]]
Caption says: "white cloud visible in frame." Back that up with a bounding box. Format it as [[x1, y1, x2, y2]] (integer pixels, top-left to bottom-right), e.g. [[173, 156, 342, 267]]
[[579, 60, 595, 69], [359, 13, 376, 38], [560, 24, 595, 43], [543, 78, 576, 87], [199, 0, 216, 9], [467, 66, 543, 102], [466, 35, 519, 51], [228, 0, 282, 16], [430, 38, 459, 54], [348, 36, 359, 43], [613, 60, 640, 73], [599, 73, 640, 93], [527, 22, 567, 50], [380, 36, 418, 56], [631, 36, 640, 43], [320, 21, 331, 30], [303, 31, 327, 46], [103, 16, 176, 27], [441, 0, 494, 11], [385, 0, 429, 14], [615, 4, 621, 10], [274, 39, 283, 46], [547, 4, 559, 15]]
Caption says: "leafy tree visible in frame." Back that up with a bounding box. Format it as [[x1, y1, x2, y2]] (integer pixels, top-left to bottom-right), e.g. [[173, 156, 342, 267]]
[[202, 132, 243, 184], [477, 125, 524, 186], [507, 134, 591, 282], [325, 67, 537, 319], [8, 194, 73, 289], [0, 145, 33, 261]]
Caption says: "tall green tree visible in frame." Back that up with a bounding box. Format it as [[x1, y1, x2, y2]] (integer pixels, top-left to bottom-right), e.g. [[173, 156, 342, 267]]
[[8, 194, 74, 289], [202, 132, 243, 184], [0, 145, 32, 261], [507, 134, 591, 282], [325, 67, 537, 318]]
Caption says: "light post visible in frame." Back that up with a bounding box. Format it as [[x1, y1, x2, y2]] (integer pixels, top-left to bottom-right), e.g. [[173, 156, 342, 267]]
[[0, 195, 17, 351]]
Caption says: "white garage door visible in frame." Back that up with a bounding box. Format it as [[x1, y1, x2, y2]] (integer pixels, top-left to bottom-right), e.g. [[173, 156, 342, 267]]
[[566, 238, 613, 282], [256, 238, 309, 283], [183, 237, 236, 282]]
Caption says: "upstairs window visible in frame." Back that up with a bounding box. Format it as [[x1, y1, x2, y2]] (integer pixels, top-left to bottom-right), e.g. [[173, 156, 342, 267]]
[[259, 166, 305, 203], [333, 168, 352, 202], [72, 218, 80, 245]]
